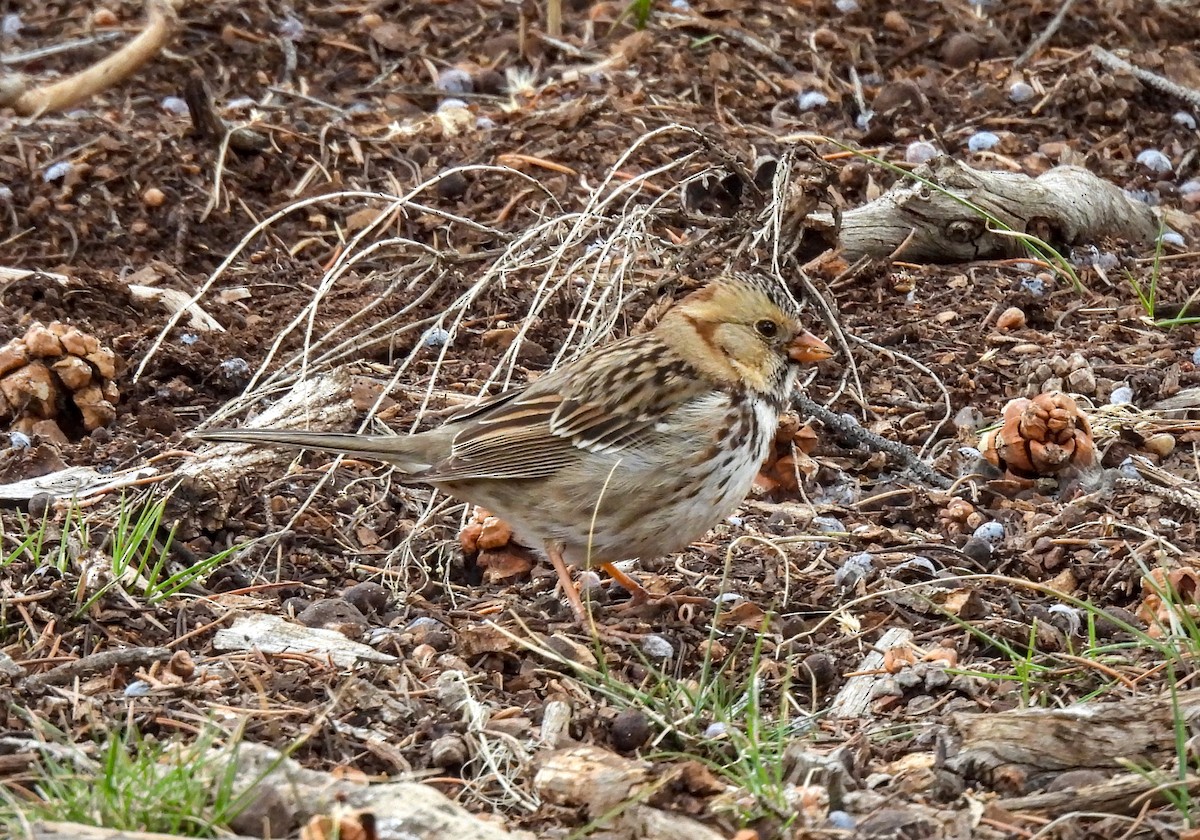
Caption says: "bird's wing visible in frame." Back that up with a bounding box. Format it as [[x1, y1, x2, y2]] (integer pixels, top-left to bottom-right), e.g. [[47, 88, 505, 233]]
[[420, 335, 709, 482]]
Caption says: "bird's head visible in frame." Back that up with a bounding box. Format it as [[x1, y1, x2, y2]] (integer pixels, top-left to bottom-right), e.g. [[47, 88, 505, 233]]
[[659, 273, 834, 395]]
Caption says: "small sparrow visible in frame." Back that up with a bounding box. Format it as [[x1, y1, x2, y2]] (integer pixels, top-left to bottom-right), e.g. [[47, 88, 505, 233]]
[[195, 274, 833, 624]]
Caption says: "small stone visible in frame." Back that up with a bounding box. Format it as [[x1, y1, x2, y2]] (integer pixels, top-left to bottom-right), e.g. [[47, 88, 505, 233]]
[[91, 7, 118, 26], [796, 91, 829, 110], [429, 734, 469, 767], [996, 306, 1026, 330], [436, 67, 474, 94], [1008, 81, 1035, 103], [1109, 385, 1134, 406], [1019, 276, 1046, 296], [422, 326, 450, 348], [1145, 433, 1175, 457], [972, 521, 1005, 546], [967, 131, 1000, 152], [941, 32, 981, 67], [610, 708, 651, 752], [295, 598, 368, 638], [1065, 366, 1096, 394], [641, 634, 674, 660], [343, 581, 390, 615], [882, 10, 909, 33], [142, 187, 165, 207], [1172, 111, 1197, 130], [799, 652, 838, 687], [905, 141, 938, 165], [811, 516, 845, 533], [1136, 149, 1172, 174], [436, 170, 469, 200], [834, 552, 874, 587]]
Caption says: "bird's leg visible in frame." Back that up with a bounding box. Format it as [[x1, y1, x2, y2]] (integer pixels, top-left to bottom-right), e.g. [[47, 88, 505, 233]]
[[545, 542, 591, 625], [599, 562, 651, 604], [601, 561, 712, 614]]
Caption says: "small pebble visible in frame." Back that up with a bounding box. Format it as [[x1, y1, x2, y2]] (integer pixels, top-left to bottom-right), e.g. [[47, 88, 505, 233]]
[[953, 406, 985, 431], [641, 634, 674, 660], [0, 186, 11, 202], [437, 97, 469, 113], [893, 556, 938, 576], [967, 131, 1000, 152], [43, 162, 72, 182], [905, 141, 938, 165], [142, 187, 165, 207], [1047, 604, 1082, 635], [160, 96, 189, 116], [1145, 433, 1176, 457], [703, 721, 728, 739], [834, 552, 874, 587], [811, 515, 845, 533], [436, 68, 474, 94], [9, 431, 31, 449], [218, 357, 251, 378], [1191, 347, 1200, 366], [670, 0, 690, 8], [726, 515, 743, 527], [958, 445, 982, 460], [1118, 456, 1140, 478], [1019, 275, 1046, 296], [123, 680, 152, 697], [835, 0, 860, 12], [796, 91, 829, 111], [1180, 179, 1200, 197], [611, 708, 652, 752], [854, 111, 873, 131], [91, 8, 118, 26], [277, 14, 304, 40], [972, 521, 1005, 546], [1160, 231, 1185, 247], [1109, 385, 1134, 405], [2, 13, 23, 36], [422, 326, 450, 348], [1136, 149, 1172, 174], [715, 591, 741, 604], [827, 811, 857, 830], [180, 333, 199, 346], [960, 536, 994, 564], [226, 96, 257, 110], [996, 306, 1026, 330], [1173, 111, 1197, 130], [1008, 81, 1035, 103], [475, 115, 496, 130]]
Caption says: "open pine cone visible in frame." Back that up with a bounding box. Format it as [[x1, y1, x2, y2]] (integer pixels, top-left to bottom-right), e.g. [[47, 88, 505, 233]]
[[979, 392, 1095, 480]]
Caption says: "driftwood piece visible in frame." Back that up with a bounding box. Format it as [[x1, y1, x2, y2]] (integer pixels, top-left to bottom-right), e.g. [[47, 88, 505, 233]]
[[534, 745, 729, 840], [996, 772, 1200, 817], [212, 612, 398, 668], [181, 369, 358, 480], [225, 742, 533, 840], [835, 156, 1160, 262], [949, 688, 1200, 782], [26, 823, 259, 840], [1, 0, 180, 117]]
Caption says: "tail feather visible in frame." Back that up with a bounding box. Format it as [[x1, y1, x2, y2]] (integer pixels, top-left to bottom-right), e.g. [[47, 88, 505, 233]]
[[194, 428, 434, 473]]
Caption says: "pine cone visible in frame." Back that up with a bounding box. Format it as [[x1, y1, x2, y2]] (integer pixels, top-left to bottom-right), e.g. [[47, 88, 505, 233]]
[[980, 393, 1095, 480]]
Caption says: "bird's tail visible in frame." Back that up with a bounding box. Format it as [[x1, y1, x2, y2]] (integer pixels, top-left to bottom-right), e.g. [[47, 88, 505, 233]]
[[194, 428, 435, 474]]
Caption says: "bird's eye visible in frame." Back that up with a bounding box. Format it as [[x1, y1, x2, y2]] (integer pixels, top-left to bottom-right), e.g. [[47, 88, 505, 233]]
[[754, 319, 778, 338]]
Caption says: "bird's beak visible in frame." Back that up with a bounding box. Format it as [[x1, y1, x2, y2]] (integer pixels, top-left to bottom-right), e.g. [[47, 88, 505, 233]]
[[788, 331, 834, 364]]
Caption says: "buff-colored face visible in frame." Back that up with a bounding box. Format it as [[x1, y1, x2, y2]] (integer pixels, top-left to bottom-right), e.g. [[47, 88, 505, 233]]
[[658, 276, 833, 392]]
